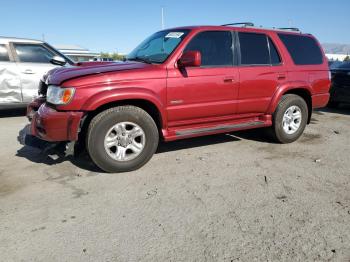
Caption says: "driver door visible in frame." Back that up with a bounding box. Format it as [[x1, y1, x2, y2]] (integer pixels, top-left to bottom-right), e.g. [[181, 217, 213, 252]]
[[166, 31, 239, 127], [11, 43, 58, 102]]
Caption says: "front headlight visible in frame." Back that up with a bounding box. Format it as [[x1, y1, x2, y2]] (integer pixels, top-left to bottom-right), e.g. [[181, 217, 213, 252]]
[[47, 85, 75, 105]]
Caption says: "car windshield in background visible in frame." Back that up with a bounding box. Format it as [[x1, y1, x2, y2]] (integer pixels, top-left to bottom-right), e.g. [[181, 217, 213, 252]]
[[127, 29, 190, 64], [333, 61, 350, 69]]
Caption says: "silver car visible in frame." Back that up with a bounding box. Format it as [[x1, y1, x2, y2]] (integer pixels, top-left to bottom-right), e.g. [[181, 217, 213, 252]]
[[0, 36, 73, 109]]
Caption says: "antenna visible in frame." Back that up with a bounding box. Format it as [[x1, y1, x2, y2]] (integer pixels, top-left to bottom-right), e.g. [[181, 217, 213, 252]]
[[161, 7, 165, 29]]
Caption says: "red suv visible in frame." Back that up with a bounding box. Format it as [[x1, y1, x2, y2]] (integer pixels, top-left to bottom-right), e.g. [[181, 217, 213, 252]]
[[26, 24, 330, 172]]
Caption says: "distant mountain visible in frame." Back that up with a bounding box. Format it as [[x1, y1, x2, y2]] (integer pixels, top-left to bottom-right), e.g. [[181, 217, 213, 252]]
[[322, 43, 350, 54]]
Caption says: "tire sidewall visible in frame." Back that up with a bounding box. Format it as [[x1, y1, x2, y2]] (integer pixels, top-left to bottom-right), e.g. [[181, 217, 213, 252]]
[[88, 107, 159, 172], [274, 95, 308, 143]]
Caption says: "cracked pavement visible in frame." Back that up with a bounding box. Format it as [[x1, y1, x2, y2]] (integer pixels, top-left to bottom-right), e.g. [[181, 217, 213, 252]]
[[0, 106, 349, 261]]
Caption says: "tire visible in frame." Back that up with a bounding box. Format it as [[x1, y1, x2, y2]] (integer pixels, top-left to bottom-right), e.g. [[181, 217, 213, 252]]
[[271, 94, 308, 144], [87, 106, 159, 173]]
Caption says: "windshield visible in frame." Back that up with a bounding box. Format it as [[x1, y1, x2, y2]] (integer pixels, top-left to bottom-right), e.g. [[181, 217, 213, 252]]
[[127, 29, 190, 64]]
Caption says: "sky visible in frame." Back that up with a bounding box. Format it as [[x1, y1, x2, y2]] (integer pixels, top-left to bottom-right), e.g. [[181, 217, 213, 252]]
[[1, 0, 350, 54]]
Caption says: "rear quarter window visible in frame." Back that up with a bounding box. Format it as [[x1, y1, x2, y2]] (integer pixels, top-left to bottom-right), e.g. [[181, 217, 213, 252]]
[[278, 33, 323, 65]]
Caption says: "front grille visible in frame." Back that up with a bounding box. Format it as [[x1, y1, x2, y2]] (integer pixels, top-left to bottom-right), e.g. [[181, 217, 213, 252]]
[[38, 80, 48, 96]]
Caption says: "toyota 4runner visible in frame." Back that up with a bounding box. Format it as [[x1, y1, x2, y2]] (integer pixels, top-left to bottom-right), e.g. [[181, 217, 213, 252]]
[[26, 23, 331, 172]]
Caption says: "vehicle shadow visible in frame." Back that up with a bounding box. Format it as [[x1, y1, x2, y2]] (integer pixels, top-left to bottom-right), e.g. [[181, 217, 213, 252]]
[[156, 127, 275, 153], [156, 133, 241, 153], [16, 145, 102, 173], [16, 124, 103, 172], [16, 126, 273, 173], [315, 104, 350, 116], [0, 108, 26, 118]]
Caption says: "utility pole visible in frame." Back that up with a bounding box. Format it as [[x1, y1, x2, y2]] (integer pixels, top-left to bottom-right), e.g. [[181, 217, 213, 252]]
[[161, 7, 165, 29], [42, 33, 45, 42]]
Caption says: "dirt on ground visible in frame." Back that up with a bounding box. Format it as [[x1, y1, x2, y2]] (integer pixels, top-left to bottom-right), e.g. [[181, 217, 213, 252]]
[[0, 106, 349, 261]]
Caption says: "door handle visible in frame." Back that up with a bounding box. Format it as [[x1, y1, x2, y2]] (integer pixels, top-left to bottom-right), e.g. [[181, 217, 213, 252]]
[[23, 69, 35, 74], [223, 77, 235, 83], [277, 74, 286, 80]]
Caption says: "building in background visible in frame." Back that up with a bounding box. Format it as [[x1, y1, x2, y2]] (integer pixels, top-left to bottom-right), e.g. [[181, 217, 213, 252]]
[[54, 44, 100, 62], [322, 43, 350, 61]]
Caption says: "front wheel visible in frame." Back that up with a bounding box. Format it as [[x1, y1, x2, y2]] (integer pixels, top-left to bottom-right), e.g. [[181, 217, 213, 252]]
[[271, 94, 308, 144], [87, 106, 159, 173]]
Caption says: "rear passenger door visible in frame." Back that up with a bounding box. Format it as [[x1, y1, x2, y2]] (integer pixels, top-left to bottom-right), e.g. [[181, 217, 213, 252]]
[[237, 32, 286, 114], [11, 43, 58, 102]]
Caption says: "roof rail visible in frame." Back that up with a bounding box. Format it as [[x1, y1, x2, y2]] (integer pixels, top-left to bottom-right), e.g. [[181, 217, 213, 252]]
[[221, 22, 254, 27], [277, 27, 300, 32]]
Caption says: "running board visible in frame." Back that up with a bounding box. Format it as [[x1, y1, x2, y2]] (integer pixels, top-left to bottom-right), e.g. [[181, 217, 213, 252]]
[[175, 121, 265, 137]]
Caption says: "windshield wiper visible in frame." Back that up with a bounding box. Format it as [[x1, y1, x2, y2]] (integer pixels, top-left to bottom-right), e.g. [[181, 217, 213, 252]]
[[126, 56, 153, 64]]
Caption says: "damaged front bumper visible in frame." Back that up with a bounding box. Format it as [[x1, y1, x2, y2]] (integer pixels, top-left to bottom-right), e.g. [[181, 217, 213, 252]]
[[26, 98, 84, 142]]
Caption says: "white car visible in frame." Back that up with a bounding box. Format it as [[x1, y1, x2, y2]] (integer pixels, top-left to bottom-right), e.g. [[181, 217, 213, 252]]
[[0, 36, 73, 109]]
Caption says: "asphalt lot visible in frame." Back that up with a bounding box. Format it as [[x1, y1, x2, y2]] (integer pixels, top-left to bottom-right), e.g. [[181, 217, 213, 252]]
[[0, 106, 349, 261]]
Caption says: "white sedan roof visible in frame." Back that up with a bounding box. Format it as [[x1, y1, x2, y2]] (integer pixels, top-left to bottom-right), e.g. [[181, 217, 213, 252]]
[[0, 36, 43, 45]]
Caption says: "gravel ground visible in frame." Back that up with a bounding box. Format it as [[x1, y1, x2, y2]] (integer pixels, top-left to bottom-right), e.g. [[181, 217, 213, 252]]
[[0, 106, 349, 262]]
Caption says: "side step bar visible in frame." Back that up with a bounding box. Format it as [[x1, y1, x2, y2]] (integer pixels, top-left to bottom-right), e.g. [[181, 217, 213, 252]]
[[175, 121, 265, 137]]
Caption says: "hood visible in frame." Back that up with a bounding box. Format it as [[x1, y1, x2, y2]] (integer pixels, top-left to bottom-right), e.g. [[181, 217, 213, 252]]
[[47, 61, 152, 85]]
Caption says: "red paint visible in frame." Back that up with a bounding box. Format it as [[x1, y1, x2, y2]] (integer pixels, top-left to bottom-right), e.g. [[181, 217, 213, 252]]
[[178, 50, 202, 67], [28, 25, 330, 142], [29, 103, 83, 141]]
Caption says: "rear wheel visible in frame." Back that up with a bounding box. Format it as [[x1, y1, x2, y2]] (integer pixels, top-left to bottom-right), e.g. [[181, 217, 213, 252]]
[[271, 94, 308, 143], [87, 106, 159, 173]]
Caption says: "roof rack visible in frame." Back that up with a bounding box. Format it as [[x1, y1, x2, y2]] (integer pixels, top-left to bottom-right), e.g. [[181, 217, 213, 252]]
[[277, 27, 300, 32], [221, 22, 254, 27]]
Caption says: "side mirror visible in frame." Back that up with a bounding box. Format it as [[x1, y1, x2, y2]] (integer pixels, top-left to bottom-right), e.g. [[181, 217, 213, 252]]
[[178, 50, 201, 67], [50, 55, 67, 66]]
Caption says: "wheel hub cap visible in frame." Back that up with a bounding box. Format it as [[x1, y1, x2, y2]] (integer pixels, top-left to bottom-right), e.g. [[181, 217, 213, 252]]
[[104, 122, 146, 161], [282, 105, 302, 135]]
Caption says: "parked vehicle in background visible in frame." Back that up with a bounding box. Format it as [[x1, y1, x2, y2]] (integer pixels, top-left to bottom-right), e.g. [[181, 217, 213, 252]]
[[26, 23, 330, 172], [328, 60, 343, 69], [328, 61, 350, 107], [0, 37, 73, 109], [92, 57, 114, 62]]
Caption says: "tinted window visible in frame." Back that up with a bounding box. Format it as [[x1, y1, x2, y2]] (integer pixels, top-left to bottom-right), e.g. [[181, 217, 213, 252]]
[[14, 44, 55, 63], [0, 45, 10, 62], [239, 32, 270, 65], [278, 33, 323, 65], [184, 31, 233, 67], [268, 38, 281, 64]]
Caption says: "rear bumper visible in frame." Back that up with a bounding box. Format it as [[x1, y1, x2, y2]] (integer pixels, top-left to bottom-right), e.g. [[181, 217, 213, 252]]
[[312, 93, 330, 108], [27, 100, 83, 142]]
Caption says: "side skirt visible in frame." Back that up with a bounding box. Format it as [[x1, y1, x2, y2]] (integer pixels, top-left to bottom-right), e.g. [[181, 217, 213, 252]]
[[163, 115, 272, 141], [176, 121, 265, 137]]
